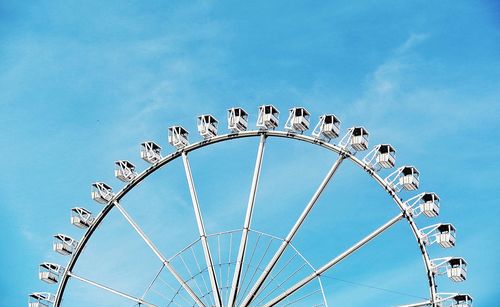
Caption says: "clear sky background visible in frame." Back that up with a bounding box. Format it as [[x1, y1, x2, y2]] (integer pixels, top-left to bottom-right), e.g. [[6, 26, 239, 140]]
[[1, 1, 499, 306]]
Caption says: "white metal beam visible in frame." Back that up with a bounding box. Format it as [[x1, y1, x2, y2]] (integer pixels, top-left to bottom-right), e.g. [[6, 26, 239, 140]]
[[228, 134, 267, 307], [241, 154, 345, 306], [113, 201, 205, 307], [397, 301, 432, 307], [54, 131, 438, 307], [263, 213, 404, 306], [68, 271, 157, 307], [182, 152, 223, 307]]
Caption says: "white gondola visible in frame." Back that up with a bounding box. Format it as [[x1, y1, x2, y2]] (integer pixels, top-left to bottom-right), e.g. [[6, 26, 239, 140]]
[[436, 224, 456, 248], [450, 294, 473, 307], [284, 107, 310, 133], [70, 207, 93, 229], [363, 144, 396, 171], [447, 258, 468, 282], [28, 292, 54, 307], [419, 223, 456, 248], [53, 234, 78, 255], [350, 127, 369, 151], [312, 114, 341, 141], [375, 144, 396, 169], [399, 166, 420, 190], [256, 105, 279, 130], [385, 166, 420, 192], [197, 114, 219, 139], [39, 263, 63, 284], [431, 257, 468, 282], [405, 192, 437, 218], [168, 126, 189, 149], [420, 192, 440, 217], [114, 160, 137, 182], [227, 107, 248, 132], [91, 182, 114, 204], [140, 141, 162, 164]]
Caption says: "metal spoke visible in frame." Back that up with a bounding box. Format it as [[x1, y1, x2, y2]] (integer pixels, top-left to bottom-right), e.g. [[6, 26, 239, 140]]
[[158, 277, 193, 306], [318, 277, 328, 307], [141, 264, 165, 300], [257, 262, 307, 304], [217, 234, 222, 292], [241, 154, 345, 306], [182, 152, 223, 307], [239, 233, 262, 290], [113, 201, 205, 307], [190, 247, 214, 306], [225, 232, 234, 301], [68, 271, 157, 307], [179, 253, 205, 301], [255, 254, 301, 304], [263, 212, 404, 307], [282, 289, 322, 306], [397, 301, 433, 307], [229, 133, 267, 306], [237, 236, 274, 306]]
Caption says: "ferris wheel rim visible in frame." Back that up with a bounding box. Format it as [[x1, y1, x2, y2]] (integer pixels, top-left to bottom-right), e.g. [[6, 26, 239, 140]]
[[53, 129, 437, 307]]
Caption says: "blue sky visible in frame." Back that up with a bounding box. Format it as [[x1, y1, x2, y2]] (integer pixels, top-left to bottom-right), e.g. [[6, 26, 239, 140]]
[[1, 1, 499, 306]]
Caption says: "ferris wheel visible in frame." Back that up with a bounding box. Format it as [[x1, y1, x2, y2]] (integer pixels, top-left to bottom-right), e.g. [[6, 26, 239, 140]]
[[30, 105, 472, 307]]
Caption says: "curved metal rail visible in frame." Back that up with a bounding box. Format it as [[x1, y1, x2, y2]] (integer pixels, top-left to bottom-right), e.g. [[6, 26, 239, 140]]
[[54, 130, 437, 306]]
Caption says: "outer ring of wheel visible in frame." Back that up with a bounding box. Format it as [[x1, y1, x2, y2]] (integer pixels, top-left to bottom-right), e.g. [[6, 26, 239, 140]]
[[54, 130, 437, 306]]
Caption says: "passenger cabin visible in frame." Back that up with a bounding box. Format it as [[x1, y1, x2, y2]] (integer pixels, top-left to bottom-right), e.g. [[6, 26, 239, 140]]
[[420, 192, 440, 217], [53, 234, 78, 255], [70, 207, 93, 229], [39, 263, 62, 284], [227, 107, 248, 132], [451, 294, 473, 307], [168, 126, 189, 149], [350, 127, 369, 151], [140, 141, 162, 164], [256, 105, 279, 130], [375, 144, 396, 169], [91, 182, 114, 204], [28, 293, 54, 307], [447, 258, 467, 282], [114, 160, 137, 182], [312, 114, 341, 141], [284, 107, 311, 133], [436, 224, 456, 248], [197, 114, 218, 139], [399, 166, 420, 191]]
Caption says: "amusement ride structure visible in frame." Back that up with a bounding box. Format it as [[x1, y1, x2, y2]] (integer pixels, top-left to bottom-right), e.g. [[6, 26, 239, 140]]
[[30, 106, 471, 307]]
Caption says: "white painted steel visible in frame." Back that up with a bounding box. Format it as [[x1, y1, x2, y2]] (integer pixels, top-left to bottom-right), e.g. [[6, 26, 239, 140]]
[[182, 152, 223, 307], [228, 134, 267, 307], [68, 272, 157, 307], [113, 201, 206, 307], [263, 213, 404, 307], [398, 293, 473, 307], [53, 130, 440, 307], [240, 154, 345, 307]]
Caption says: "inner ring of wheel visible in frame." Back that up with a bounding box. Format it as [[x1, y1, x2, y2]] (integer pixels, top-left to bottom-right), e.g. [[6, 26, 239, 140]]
[[54, 130, 437, 306]]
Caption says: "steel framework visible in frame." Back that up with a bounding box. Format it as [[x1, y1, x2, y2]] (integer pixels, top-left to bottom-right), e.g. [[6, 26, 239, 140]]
[[30, 106, 471, 307]]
